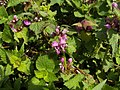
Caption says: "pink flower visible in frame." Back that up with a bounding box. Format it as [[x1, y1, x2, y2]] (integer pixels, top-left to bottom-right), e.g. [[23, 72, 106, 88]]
[[13, 15, 18, 21], [68, 58, 72, 63], [112, 2, 118, 8], [60, 57, 64, 63], [61, 34, 67, 40], [59, 63, 65, 72], [59, 37, 66, 45], [52, 41, 59, 47], [104, 24, 111, 29], [56, 26, 60, 34], [23, 20, 31, 26], [55, 47, 60, 55], [62, 29, 68, 34]]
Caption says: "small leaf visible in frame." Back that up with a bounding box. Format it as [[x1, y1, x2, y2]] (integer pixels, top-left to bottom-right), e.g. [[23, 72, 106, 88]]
[[74, 11, 84, 18], [93, 79, 107, 90], [5, 64, 13, 76]]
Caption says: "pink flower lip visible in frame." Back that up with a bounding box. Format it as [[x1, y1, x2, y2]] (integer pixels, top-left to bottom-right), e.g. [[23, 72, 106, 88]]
[[104, 24, 111, 29], [52, 41, 59, 47], [23, 20, 31, 26]]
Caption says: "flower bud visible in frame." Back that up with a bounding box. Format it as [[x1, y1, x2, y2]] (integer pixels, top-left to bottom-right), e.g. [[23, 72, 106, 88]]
[[104, 24, 111, 29], [68, 58, 72, 63], [112, 2, 118, 8], [60, 57, 64, 63]]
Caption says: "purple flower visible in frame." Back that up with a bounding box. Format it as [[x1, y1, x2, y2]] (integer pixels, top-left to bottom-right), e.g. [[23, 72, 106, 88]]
[[112, 2, 118, 8], [23, 20, 31, 26], [59, 63, 65, 72], [68, 58, 72, 63], [60, 57, 64, 63], [59, 37, 66, 45], [52, 41, 59, 47], [56, 26, 60, 34], [62, 29, 68, 34], [76, 26, 83, 32], [86, 26, 92, 31], [61, 34, 67, 40], [55, 47, 60, 55], [104, 24, 111, 29]]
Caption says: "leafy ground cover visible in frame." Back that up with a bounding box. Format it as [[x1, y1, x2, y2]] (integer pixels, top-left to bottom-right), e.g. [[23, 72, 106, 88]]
[[0, 0, 120, 90]]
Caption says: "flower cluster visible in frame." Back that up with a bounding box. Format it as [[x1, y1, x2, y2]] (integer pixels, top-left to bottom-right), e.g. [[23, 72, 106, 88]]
[[0, 0, 8, 7], [59, 57, 73, 73], [104, 16, 119, 31], [52, 26, 68, 55], [9, 15, 31, 32], [9, 15, 19, 32]]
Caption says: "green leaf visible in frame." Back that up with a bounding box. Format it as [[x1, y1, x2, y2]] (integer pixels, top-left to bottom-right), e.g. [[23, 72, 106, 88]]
[[116, 53, 120, 65], [7, 53, 21, 68], [0, 6, 8, 18], [39, 11, 48, 17], [102, 84, 118, 90], [28, 77, 47, 90], [65, 0, 73, 6], [30, 21, 46, 36], [44, 72, 58, 82], [7, 0, 28, 7], [14, 78, 21, 90], [0, 65, 4, 80], [64, 74, 84, 89], [15, 27, 28, 44], [17, 58, 31, 75], [0, 18, 8, 24], [0, 48, 7, 64], [44, 24, 56, 34], [61, 73, 74, 81], [50, 0, 64, 5], [34, 70, 48, 79], [36, 55, 55, 72], [74, 11, 84, 18], [2, 24, 13, 43], [114, 8, 120, 17], [72, 0, 81, 9], [5, 64, 13, 76], [67, 37, 77, 55], [107, 30, 119, 57], [93, 79, 107, 90]]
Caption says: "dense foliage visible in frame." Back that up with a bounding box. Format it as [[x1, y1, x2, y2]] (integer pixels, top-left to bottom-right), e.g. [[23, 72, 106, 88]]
[[0, 0, 120, 90]]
